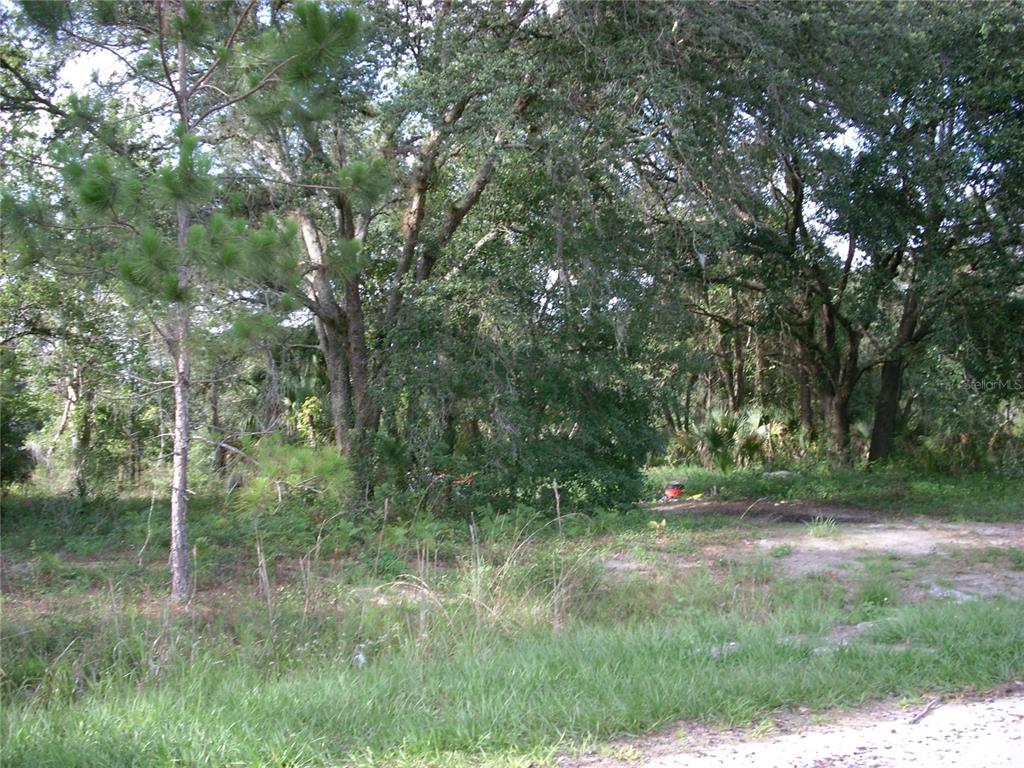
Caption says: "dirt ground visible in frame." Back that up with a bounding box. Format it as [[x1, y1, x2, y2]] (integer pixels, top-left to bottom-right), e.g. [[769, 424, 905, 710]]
[[633, 499, 1024, 600], [564, 687, 1024, 768], [580, 501, 1024, 767]]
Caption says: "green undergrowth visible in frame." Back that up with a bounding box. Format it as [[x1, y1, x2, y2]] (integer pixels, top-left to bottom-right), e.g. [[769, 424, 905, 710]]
[[645, 464, 1024, 521], [0, 490, 742, 574], [4, 509, 1024, 768], [2, 476, 1022, 767], [3, 464, 1019, 571]]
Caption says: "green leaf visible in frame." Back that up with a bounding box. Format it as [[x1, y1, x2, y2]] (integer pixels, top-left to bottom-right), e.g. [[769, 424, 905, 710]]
[[90, 0, 116, 25], [281, 3, 362, 86], [19, 1, 72, 33], [337, 159, 392, 209], [75, 156, 119, 213]]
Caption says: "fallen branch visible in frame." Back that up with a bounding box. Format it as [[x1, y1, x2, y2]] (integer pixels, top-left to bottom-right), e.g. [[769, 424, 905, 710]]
[[910, 696, 943, 724], [741, 496, 769, 519]]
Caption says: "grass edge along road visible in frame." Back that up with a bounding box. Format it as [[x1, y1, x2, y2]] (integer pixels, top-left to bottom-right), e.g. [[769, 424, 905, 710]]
[[3, 595, 1023, 767]]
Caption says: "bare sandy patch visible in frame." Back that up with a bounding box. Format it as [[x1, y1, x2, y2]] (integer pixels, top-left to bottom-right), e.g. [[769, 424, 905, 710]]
[[565, 687, 1024, 768], [750, 520, 1024, 598], [644, 502, 1024, 599]]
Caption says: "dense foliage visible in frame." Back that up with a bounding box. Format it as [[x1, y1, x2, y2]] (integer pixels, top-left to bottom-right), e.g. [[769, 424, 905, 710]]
[[2, 1, 1022, 598]]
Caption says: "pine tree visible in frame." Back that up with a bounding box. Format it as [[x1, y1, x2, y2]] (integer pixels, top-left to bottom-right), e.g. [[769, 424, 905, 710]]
[[12, 0, 341, 602]]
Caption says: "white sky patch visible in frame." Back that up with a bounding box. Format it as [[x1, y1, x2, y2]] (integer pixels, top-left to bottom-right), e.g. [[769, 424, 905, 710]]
[[57, 47, 124, 95], [545, 268, 560, 290], [827, 125, 865, 155], [54, 46, 176, 141], [281, 308, 313, 329], [542, 0, 561, 16]]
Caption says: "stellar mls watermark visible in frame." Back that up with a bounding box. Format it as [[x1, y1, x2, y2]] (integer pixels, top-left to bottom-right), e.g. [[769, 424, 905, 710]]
[[962, 375, 1024, 394]]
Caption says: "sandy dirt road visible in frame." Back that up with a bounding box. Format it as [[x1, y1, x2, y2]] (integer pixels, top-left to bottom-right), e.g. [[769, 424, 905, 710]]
[[568, 691, 1024, 768], [649, 693, 1023, 767]]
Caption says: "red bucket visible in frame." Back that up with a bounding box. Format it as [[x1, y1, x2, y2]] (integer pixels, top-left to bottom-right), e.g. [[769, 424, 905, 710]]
[[664, 481, 685, 499]]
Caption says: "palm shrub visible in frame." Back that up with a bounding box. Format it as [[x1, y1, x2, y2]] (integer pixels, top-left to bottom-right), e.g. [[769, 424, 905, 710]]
[[668, 408, 789, 472]]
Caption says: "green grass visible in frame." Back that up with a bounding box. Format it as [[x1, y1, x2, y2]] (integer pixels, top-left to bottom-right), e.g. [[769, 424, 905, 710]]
[[769, 544, 793, 558], [849, 578, 899, 622], [3, 479, 1023, 767], [804, 516, 839, 537], [3, 598, 1023, 768], [950, 545, 1024, 572], [645, 464, 1024, 521], [3, 517, 1022, 768]]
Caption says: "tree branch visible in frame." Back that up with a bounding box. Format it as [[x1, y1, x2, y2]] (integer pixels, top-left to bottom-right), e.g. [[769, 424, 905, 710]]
[[188, 0, 258, 98], [191, 54, 298, 128]]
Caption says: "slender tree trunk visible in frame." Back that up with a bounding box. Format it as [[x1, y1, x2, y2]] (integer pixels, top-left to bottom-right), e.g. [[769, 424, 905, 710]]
[[333, 187, 376, 440], [733, 330, 745, 411], [808, 300, 861, 460], [869, 293, 920, 463], [346, 277, 376, 503], [264, 347, 283, 429], [299, 212, 354, 453], [717, 331, 736, 413], [73, 385, 93, 499], [168, 307, 191, 602], [683, 372, 697, 431], [167, 6, 192, 604], [404, 390, 418, 443], [730, 295, 745, 411], [705, 371, 714, 414], [125, 414, 142, 486], [754, 333, 766, 408], [662, 399, 677, 432], [159, 0, 277, 602], [346, 277, 375, 434], [169, 224, 192, 603], [314, 316, 353, 452], [211, 378, 226, 475], [62, 364, 89, 499], [797, 346, 814, 437]]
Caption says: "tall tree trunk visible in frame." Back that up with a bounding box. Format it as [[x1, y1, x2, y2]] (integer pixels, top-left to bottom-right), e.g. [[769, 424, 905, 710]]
[[346, 277, 376, 503], [73, 384, 93, 499], [822, 391, 851, 454], [730, 294, 745, 411], [683, 372, 697, 431], [332, 173, 376, 441], [314, 316, 353, 452], [868, 291, 921, 463], [299, 212, 353, 452], [168, 11, 192, 604], [661, 399, 677, 432], [868, 357, 904, 462], [125, 412, 142, 486], [346, 277, 375, 435], [753, 332, 766, 408], [169, 307, 191, 603], [264, 347, 283, 430], [814, 300, 861, 460], [717, 333, 736, 413], [732, 329, 745, 411]]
